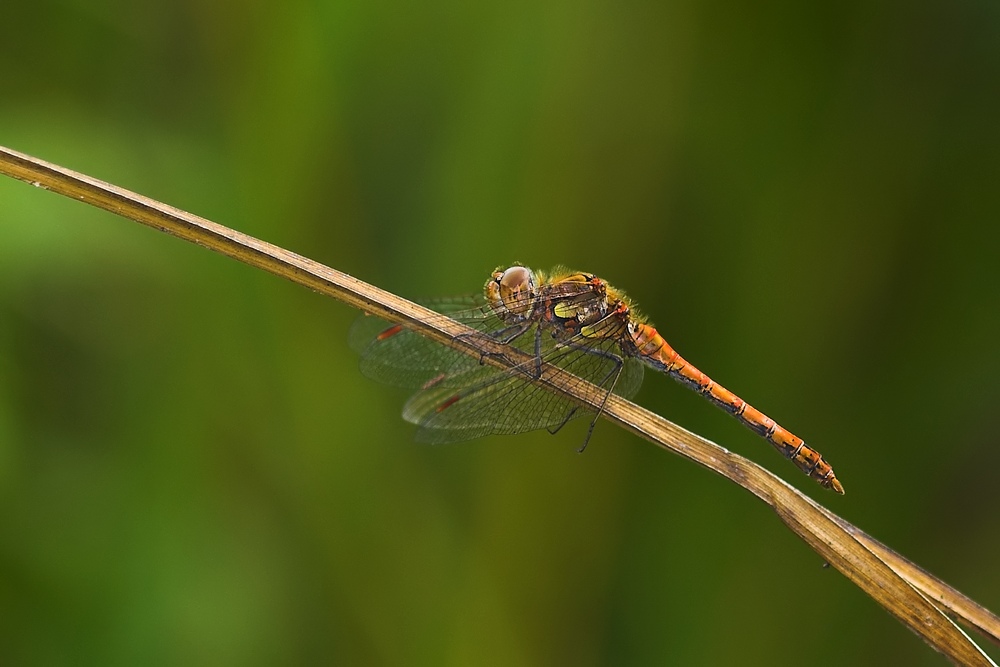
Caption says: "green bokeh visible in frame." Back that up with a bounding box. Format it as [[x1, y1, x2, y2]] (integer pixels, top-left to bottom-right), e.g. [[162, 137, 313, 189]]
[[2, 1, 999, 664]]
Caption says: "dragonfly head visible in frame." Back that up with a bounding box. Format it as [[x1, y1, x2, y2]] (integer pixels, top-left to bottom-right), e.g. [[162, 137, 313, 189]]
[[486, 265, 538, 320]]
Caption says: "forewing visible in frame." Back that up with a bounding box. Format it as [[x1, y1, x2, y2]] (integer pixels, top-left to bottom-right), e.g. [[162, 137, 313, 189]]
[[349, 296, 502, 389]]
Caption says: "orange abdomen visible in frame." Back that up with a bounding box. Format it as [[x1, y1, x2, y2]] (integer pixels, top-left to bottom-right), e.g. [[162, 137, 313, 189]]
[[629, 323, 843, 494]]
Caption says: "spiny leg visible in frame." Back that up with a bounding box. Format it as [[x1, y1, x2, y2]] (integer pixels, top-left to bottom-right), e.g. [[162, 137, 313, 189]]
[[577, 348, 625, 452], [540, 341, 625, 451], [454, 322, 533, 367]]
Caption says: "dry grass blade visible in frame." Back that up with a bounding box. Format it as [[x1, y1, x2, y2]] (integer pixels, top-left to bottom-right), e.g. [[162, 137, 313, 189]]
[[1, 145, 997, 665], [829, 515, 1000, 649]]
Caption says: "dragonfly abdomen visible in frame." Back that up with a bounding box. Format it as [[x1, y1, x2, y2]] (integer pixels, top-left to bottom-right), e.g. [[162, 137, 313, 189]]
[[628, 322, 844, 494]]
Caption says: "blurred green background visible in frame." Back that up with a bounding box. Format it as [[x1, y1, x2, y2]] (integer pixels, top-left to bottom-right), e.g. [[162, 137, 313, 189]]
[[2, 0, 999, 664]]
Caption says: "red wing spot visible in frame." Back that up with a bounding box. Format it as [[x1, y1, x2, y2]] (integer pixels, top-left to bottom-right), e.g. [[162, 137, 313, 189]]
[[422, 373, 447, 389], [376, 324, 404, 341], [436, 395, 461, 413]]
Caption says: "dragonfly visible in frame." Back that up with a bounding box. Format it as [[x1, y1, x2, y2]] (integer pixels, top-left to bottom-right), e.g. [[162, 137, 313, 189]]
[[350, 265, 844, 494]]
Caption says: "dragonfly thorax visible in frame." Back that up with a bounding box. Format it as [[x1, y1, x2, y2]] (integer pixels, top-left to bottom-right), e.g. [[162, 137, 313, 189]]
[[550, 293, 608, 331]]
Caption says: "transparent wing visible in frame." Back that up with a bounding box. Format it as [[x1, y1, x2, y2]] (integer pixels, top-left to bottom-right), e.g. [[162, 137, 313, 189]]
[[349, 296, 509, 389], [401, 324, 644, 443]]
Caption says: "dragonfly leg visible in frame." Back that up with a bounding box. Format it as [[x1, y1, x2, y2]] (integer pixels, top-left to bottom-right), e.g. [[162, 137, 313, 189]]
[[509, 326, 544, 378], [539, 341, 625, 451], [547, 406, 579, 435], [534, 327, 543, 378], [577, 349, 624, 452], [455, 323, 531, 366], [495, 323, 532, 345]]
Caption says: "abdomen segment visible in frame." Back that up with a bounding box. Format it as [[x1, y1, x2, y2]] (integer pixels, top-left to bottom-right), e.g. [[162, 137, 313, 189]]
[[629, 322, 844, 494]]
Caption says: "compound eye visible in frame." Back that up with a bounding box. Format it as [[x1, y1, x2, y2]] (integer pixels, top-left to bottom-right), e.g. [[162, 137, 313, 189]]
[[499, 266, 536, 314], [499, 266, 533, 292]]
